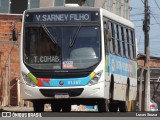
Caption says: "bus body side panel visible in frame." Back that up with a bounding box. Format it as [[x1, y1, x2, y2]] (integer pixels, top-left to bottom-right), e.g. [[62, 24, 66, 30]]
[[129, 77, 137, 101], [108, 54, 137, 101]]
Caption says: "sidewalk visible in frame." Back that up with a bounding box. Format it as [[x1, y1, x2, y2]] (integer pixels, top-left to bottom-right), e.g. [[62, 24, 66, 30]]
[[1, 106, 34, 112], [0, 105, 96, 112]]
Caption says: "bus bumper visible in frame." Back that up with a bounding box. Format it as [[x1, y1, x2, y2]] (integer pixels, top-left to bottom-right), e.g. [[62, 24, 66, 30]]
[[21, 81, 107, 100]]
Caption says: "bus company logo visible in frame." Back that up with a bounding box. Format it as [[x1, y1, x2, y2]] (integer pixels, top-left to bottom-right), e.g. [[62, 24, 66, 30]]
[[59, 81, 64, 86], [2, 112, 11, 117]]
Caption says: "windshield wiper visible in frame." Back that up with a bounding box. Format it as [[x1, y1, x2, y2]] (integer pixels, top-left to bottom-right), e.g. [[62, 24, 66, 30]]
[[41, 23, 57, 44], [69, 26, 81, 47]]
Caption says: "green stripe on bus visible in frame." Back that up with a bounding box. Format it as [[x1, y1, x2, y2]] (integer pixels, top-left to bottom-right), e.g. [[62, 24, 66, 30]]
[[27, 73, 38, 84]]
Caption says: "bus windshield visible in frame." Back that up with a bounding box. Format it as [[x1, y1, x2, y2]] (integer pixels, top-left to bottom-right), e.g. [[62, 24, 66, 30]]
[[24, 25, 101, 70]]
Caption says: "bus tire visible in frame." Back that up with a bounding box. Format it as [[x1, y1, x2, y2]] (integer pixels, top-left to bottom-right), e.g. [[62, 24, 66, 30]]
[[118, 101, 127, 112], [109, 99, 118, 112], [98, 99, 108, 112], [62, 104, 71, 112], [33, 101, 44, 112], [51, 103, 61, 112]]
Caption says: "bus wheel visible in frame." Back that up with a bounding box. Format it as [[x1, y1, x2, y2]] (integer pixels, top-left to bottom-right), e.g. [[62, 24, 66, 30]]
[[33, 101, 44, 112], [109, 99, 118, 112], [98, 99, 108, 112], [51, 103, 61, 112], [62, 104, 71, 112], [118, 101, 127, 112]]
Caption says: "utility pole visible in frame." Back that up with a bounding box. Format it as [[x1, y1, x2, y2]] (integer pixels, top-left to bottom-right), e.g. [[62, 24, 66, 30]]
[[139, 68, 144, 111], [0, 42, 15, 106], [143, 0, 150, 111], [8, 54, 11, 106]]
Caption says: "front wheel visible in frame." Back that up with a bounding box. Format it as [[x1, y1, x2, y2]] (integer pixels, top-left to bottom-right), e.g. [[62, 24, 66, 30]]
[[51, 103, 61, 112], [33, 101, 44, 112], [62, 104, 71, 112], [97, 99, 108, 112]]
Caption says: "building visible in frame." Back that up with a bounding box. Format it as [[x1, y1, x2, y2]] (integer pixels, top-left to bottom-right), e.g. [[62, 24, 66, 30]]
[[137, 54, 160, 110], [42, 0, 130, 19], [0, 0, 39, 14], [0, 0, 130, 19]]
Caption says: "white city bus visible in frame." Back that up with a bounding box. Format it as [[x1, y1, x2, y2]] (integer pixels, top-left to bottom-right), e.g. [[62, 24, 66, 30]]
[[20, 6, 137, 112]]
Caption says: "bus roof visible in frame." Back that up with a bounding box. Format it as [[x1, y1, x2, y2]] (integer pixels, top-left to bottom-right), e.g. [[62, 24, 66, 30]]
[[24, 6, 101, 13], [101, 8, 134, 29], [24, 6, 134, 28]]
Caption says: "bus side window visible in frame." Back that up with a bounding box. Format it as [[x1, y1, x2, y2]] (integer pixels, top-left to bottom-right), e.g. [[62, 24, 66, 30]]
[[113, 24, 118, 55], [126, 29, 131, 58], [109, 22, 114, 53], [104, 20, 112, 54], [116, 24, 121, 55], [123, 28, 128, 58], [104, 20, 108, 53], [129, 30, 133, 59], [118, 26, 123, 56], [121, 27, 126, 57], [131, 30, 136, 59], [111, 23, 116, 54]]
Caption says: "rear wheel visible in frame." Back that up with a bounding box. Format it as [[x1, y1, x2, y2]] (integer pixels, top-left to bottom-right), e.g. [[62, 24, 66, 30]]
[[118, 101, 127, 112], [33, 101, 44, 112]]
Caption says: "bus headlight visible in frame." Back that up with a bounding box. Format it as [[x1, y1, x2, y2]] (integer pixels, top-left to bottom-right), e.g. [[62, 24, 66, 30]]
[[88, 70, 103, 85], [22, 73, 36, 87]]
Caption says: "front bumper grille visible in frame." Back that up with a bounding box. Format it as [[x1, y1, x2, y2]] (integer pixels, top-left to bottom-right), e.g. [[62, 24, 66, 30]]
[[39, 88, 84, 97]]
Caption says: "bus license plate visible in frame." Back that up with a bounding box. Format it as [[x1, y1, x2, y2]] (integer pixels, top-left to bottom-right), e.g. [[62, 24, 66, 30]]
[[55, 93, 69, 99]]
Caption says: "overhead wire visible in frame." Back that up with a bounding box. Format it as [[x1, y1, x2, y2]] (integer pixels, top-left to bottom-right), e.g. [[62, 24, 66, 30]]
[[154, 0, 160, 10], [131, 0, 160, 56]]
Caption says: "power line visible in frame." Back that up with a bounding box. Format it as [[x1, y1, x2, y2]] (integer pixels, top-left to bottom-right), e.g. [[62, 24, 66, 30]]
[[131, 19, 143, 22], [141, 0, 144, 4], [135, 22, 160, 27], [150, 12, 160, 27], [130, 13, 144, 16], [154, 0, 160, 10], [130, 6, 144, 12]]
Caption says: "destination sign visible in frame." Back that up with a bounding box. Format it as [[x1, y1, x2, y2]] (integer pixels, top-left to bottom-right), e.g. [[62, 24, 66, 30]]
[[29, 56, 60, 64], [31, 13, 91, 22]]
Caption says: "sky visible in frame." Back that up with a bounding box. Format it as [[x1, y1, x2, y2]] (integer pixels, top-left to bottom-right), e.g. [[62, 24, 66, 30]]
[[130, 0, 160, 57]]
